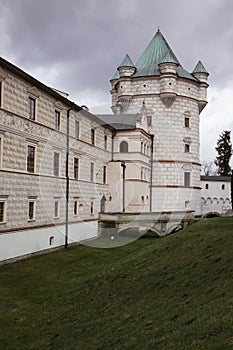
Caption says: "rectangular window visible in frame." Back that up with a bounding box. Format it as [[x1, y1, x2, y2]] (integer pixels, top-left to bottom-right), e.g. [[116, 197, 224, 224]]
[[28, 201, 35, 221], [90, 200, 94, 215], [53, 152, 60, 176], [147, 116, 152, 126], [91, 128, 95, 145], [55, 110, 60, 130], [0, 137, 2, 168], [0, 81, 2, 108], [184, 172, 191, 187], [103, 165, 107, 184], [205, 184, 209, 189], [75, 121, 80, 139], [74, 200, 78, 216], [104, 135, 107, 150], [54, 201, 59, 218], [27, 145, 35, 173], [90, 162, 94, 182], [0, 200, 6, 223], [28, 97, 36, 120], [74, 158, 79, 180], [185, 117, 190, 128], [184, 144, 190, 153]]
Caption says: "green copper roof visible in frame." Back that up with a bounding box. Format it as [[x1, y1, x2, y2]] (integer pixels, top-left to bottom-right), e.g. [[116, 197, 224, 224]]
[[159, 50, 178, 65], [111, 54, 134, 81], [136, 29, 179, 69], [110, 29, 199, 82], [133, 29, 197, 81], [119, 54, 134, 67], [111, 69, 119, 80], [192, 60, 209, 74]]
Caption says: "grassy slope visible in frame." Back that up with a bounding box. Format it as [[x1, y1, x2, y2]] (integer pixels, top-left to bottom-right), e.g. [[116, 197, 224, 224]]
[[0, 217, 232, 350]]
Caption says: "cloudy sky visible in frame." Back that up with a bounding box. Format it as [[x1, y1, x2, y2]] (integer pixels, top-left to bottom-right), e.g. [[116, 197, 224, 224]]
[[1, 0, 233, 166]]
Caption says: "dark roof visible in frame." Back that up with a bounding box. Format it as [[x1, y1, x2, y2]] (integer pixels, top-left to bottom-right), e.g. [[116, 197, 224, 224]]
[[201, 176, 231, 182], [96, 114, 138, 130], [0, 57, 113, 129]]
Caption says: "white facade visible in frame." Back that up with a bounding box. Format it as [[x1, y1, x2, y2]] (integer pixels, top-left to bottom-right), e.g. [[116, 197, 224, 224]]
[[0, 30, 232, 262], [201, 176, 232, 216], [110, 31, 209, 216], [0, 58, 113, 261]]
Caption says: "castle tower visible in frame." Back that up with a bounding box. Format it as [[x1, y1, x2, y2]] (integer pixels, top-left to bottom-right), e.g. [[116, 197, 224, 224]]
[[110, 29, 209, 215]]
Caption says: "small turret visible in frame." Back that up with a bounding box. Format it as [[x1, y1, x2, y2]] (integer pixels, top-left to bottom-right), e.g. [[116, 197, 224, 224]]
[[158, 51, 178, 108], [158, 51, 178, 75], [117, 54, 136, 77], [192, 60, 209, 113], [192, 60, 209, 83]]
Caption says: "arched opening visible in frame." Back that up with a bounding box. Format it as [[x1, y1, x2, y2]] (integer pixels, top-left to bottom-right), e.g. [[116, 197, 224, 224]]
[[100, 196, 106, 213], [203, 212, 221, 218], [119, 141, 128, 153], [49, 236, 54, 246]]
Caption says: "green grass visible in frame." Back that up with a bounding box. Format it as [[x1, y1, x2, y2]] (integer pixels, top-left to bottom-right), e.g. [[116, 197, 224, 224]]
[[0, 217, 233, 350]]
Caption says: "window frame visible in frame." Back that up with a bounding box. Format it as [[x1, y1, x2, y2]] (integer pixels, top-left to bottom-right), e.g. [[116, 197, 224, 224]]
[[119, 140, 128, 153], [184, 143, 190, 153], [147, 116, 152, 126], [90, 162, 95, 182], [103, 165, 107, 184], [28, 96, 36, 120], [0, 134, 3, 169], [184, 116, 190, 128], [73, 198, 79, 216], [0, 198, 7, 224], [75, 120, 80, 139], [54, 200, 59, 219], [0, 81, 2, 108], [91, 128, 95, 145], [53, 152, 60, 177], [184, 172, 191, 187], [54, 110, 61, 130], [90, 200, 94, 215], [104, 135, 108, 150], [74, 157, 79, 180], [27, 144, 36, 173], [28, 199, 36, 221]]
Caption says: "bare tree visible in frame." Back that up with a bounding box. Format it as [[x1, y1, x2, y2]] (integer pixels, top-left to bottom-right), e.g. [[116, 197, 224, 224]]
[[201, 161, 217, 176]]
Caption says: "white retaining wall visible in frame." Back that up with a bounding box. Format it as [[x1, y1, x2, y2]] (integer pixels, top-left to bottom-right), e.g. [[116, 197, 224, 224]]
[[0, 220, 98, 262]]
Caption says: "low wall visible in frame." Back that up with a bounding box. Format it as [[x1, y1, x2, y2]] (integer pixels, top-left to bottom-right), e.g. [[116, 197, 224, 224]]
[[99, 211, 195, 236], [0, 220, 98, 262]]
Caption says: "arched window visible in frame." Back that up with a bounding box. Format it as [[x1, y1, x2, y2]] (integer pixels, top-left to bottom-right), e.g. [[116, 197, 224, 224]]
[[49, 236, 54, 246], [120, 141, 128, 153]]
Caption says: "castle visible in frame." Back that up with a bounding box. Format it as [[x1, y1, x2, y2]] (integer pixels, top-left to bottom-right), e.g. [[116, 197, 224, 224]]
[[0, 29, 231, 262]]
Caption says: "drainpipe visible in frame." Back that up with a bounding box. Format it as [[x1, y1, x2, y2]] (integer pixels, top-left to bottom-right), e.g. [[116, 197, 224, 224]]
[[111, 130, 116, 161], [150, 134, 154, 212], [121, 161, 126, 213], [65, 106, 74, 249]]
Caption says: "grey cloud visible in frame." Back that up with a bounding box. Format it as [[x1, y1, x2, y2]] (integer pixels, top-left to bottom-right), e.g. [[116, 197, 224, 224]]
[[1, 0, 233, 105]]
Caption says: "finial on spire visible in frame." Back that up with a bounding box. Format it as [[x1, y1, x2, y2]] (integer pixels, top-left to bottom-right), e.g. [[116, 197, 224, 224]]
[[158, 26, 160, 32]]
